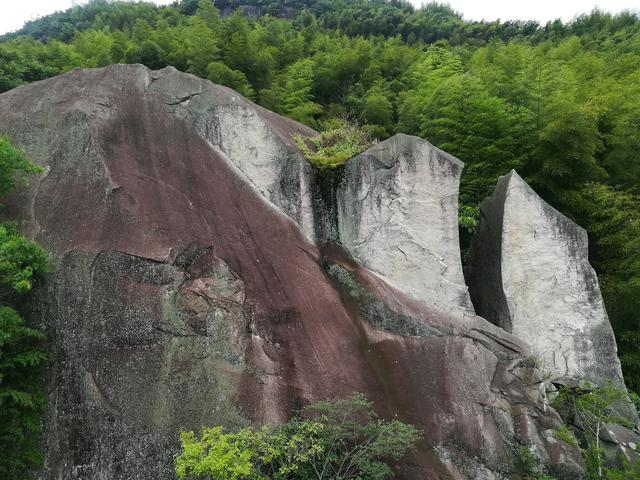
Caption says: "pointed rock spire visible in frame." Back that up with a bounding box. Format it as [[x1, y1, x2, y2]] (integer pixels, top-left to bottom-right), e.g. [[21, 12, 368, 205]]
[[466, 170, 625, 388]]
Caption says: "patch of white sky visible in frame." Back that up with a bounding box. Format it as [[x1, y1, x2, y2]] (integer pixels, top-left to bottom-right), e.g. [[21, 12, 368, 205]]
[[0, 0, 173, 35], [413, 0, 639, 23], [1, 0, 638, 35]]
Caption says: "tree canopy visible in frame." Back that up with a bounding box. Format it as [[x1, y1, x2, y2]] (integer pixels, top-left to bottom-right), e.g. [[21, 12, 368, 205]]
[[175, 393, 421, 479], [0, 138, 49, 478]]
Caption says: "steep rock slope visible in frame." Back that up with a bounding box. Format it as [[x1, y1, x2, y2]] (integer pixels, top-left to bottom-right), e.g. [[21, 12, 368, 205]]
[[0, 65, 584, 479]]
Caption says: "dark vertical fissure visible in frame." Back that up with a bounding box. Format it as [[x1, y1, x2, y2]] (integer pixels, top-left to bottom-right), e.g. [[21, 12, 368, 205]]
[[310, 165, 345, 248]]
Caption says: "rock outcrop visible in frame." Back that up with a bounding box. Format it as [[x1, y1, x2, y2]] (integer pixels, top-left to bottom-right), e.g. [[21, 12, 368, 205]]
[[333, 135, 474, 315], [1, 65, 588, 479], [465, 170, 624, 389]]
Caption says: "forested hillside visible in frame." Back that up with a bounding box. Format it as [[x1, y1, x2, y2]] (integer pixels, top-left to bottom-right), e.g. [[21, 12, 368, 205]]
[[1, 0, 639, 392]]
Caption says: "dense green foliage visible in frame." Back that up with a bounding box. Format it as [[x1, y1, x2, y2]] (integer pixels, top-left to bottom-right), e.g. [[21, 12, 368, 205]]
[[553, 383, 639, 479], [294, 120, 374, 168], [0, 0, 639, 391], [175, 393, 421, 479], [0, 139, 49, 478], [513, 444, 554, 480], [0, 137, 44, 202]]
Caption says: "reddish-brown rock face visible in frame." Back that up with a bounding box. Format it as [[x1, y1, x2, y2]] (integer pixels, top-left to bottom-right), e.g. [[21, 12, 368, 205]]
[[0, 65, 585, 479]]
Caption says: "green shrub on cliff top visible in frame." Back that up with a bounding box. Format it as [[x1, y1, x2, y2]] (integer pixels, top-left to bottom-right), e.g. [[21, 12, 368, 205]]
[[293, 120, 375, 169], [175, 393, 421, 479]]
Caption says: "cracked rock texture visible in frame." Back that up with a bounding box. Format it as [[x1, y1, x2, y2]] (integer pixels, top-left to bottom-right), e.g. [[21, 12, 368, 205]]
[[465, 171, 625, 390], [0, 65, 590, 479], [334, 135, 474, 314]]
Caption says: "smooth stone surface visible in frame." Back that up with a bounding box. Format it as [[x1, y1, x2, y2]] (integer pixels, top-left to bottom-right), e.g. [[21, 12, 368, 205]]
[[599, 424, 640, 467]]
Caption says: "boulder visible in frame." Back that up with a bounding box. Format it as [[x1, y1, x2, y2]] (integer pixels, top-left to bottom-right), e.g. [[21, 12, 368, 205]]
[[599, 424, 640, 467], [322, 134, 474, 315], [465, 170, 625, 389], [1, 66, 584, 479]]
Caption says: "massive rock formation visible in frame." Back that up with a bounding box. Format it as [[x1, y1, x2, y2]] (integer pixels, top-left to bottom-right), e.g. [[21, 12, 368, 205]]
[[465, 171, 625, 389], [1, 65, 587, 479], [465, 170, 639, 457]]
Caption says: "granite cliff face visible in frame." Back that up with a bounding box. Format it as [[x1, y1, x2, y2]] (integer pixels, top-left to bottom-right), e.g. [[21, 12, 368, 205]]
[[464, 170, 639, 465], [465, 171, 625, 389], [334, 135, 475, 316], [0, 64, 626, 479]]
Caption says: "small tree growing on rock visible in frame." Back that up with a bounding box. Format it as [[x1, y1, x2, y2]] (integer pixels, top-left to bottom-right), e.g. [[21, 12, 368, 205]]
[[553, 382, 636, 479], [293, 120, 375, 169], [175, 393, 421, 479]]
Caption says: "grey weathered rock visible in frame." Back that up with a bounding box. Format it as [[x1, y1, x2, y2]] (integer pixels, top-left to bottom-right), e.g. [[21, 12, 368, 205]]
[[334, 134, 473, 314], [599, 424, 640, 467], [155, 66, 319, 240], [465, 170, 625, 389], [40, 249, 249, 479]]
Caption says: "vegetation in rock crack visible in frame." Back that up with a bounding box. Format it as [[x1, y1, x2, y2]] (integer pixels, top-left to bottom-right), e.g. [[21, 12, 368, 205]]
[[0, 137, 49, 478], [175, 393, 421, 479], [293, 120, 375, 169], [553, 424, 579, 448], [513, 444, 555, 480], [552, 382, 640, 479]]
